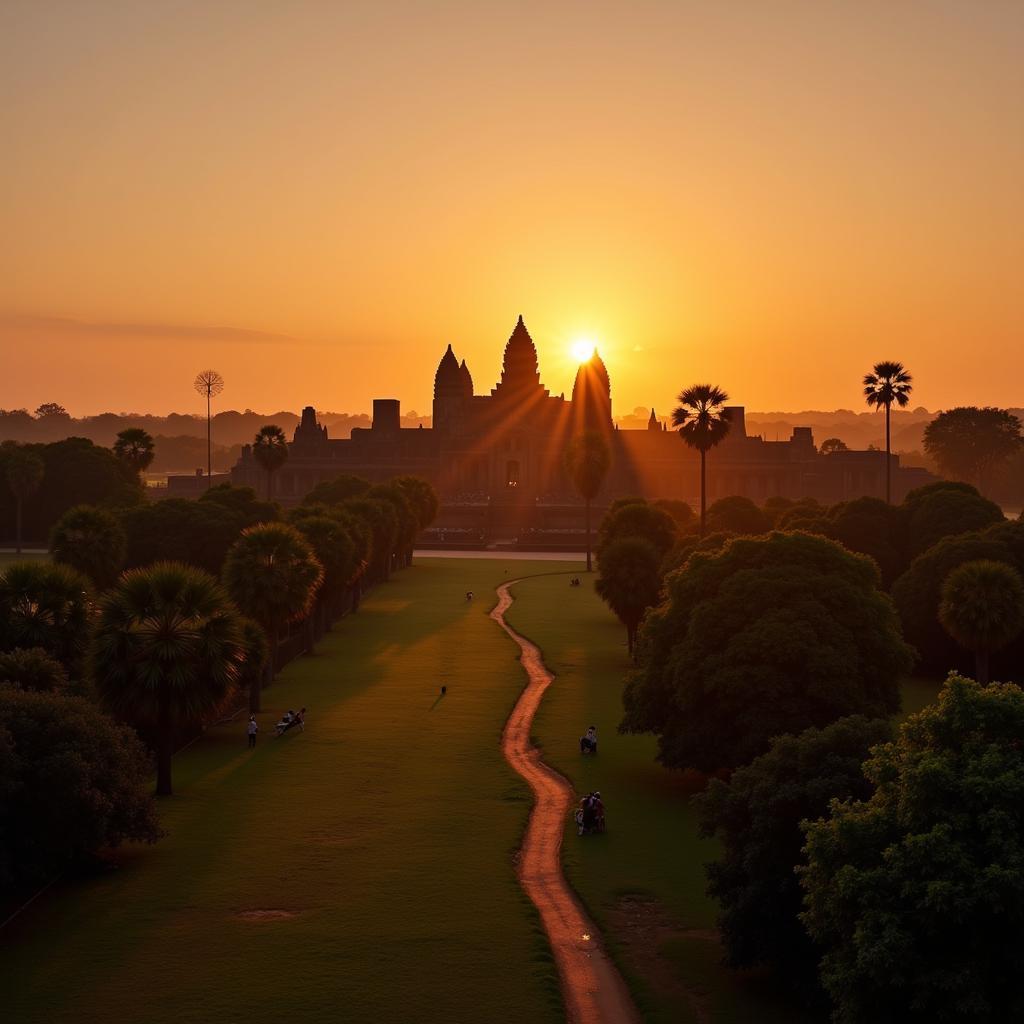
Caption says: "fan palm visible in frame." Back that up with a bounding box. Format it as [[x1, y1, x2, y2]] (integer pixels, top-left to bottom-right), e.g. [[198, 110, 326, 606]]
[[4, 446, 44, 553], [863, 361, 913, 504], [50, 504, 127, 590], [0, 560, 92, 670], [563, 433, 611, 571], [222, 522, 323, 710], [939, 559, 1024, 685], [672, 385, 732, 537], [91, 562, 246, 795], [112, 428, 156, 477], [252, 425, 289, 502]]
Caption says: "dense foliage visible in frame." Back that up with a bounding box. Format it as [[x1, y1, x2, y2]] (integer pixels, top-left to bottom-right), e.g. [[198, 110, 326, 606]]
[[621, 532, 913, 772], [0, 647, 70, 693], [594, 537, 662, 655], [696, 715, 892, 995], [0, 686, 160, 893], [923, 406, 1023, 491], [50, 504, 127, 590], [705, 495, 771, 536], [801, 676, 1024, 1023], [596, 499, 679, 563]]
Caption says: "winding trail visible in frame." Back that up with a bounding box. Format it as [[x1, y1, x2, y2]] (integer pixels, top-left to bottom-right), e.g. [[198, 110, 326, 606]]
[[492, 581, 641, 1024]]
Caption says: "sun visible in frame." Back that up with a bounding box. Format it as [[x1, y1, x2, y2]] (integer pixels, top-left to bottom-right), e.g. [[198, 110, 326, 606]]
[[570, 338, 596, 363]]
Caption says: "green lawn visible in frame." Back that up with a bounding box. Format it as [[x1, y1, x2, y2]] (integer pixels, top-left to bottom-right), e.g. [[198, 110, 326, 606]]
[[1, 558, 567, 1024], [0, 550, 49, 568]]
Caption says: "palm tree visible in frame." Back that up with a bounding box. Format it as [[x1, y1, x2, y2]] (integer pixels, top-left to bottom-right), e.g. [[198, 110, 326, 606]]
[[252, 425, 289, 502], [0, 560, 92, 670], [193, 370, 225, 487], [113, 428, 156, 477], [91, 562, 246, 796], [672, 385, 732, 538], [563, 433, 611, 572], [50, 504, 127, 590], [4, 446, 44, 553], [222, 523, 323, 711], [863, 361, 913, 504], [939, 559, 1024, 685]]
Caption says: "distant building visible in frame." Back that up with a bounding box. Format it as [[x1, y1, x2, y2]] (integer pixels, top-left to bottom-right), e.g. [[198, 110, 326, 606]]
[[166, 468, 231, 497], [227, 316, 934, 546]]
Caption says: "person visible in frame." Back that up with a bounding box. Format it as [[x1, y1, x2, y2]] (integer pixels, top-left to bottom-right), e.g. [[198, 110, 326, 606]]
[[581, 793, 597, 833], [466, 591, 474, 601], [579, 725, 598, 754], [294, 707, 306, 731], [592, 791, 606, 832], [247, 715, 258, 748]]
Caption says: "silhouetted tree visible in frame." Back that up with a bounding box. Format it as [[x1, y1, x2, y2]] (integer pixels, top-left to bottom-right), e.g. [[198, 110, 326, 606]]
[[367, 482, 418, 569], [825, 497, 908, 587], [622, 532, 913, 773], [252, 424, 289, 502], [594, 536, 662, 656], [705, 495, 771, 536], [596, 500, 679, 563], [193, 369, 225, 486], [696, 715, 892, 999], [342, 497, 398, 583], [112, 428, 156, 477], [672, 385, 732, 536], [863, 361, 913, 504], [819, 437, 849, 455], [304, 474, 371, 506], [0, 647, 69, 692], [393, 476, 440, 532], [120, 498, 241, 575], [923, 406, 1024, 494], [801, 676, 1024, 1023], [563, 432, 611, 571], [198, 482, 279, 529], [0, 686, 160, 893], [902, 481, 1005, 559], [92, 562, 245, 796], [651, 499, 696, 533], [3, 445, 44, 553], [938, 560, 1024, 685], [222, 523, 323, 710], [33, 402, 69, 420], [0, 561, 92, 673], [287, 511, 357, 638], [50, 504, 127, 590]]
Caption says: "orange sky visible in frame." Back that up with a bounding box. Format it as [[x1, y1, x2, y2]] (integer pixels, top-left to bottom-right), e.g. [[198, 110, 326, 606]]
[[2, 2, 1022, 417]]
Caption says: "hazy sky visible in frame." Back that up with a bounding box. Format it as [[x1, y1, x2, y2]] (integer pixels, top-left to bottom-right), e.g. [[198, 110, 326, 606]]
[[3, 1, 1022, 417]]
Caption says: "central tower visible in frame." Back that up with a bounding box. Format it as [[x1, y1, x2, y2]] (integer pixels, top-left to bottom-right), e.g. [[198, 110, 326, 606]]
[[491, 315, 548, 399]]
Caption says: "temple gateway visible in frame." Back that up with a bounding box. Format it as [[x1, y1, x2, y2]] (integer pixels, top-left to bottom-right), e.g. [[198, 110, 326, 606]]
[[230, 316, 932, 547]]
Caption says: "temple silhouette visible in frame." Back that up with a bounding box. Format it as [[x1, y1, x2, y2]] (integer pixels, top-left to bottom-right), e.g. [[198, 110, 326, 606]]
[[230, 316, 932, 547]]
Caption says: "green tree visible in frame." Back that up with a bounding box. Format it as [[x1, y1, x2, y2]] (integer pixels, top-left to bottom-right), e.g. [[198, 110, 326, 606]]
[[863, 360, 913, 504], [696, 715, 892, 997], [91, 562, 246, 796], [222, 523, 323, 711], [3, 445, 44, 553], [342, 497, 398, 583], [287, 511, 357, 637], [50, 504, 127, 590], [672, 384, 732, 537], [902, 481, 1004, 559], [198, 482, 279, 529], [923, 406, 1023, 494], [825, 497, 907, 587], [594, 536, 662, 656], [367, 482, 417, 570], [596, 500, 679, 564], [393, 476, 440, 532], [304, 473, 370, 506], [622, 532, 913, 773], [112, 428, 156, 476], [938, 560, 1024, 685], [252, 424, 289, 502], [705, 495, 771, 536], [0, 686, 161, 893], [801, 676, 1024, 1023], [0, 647, 69, 692], [0, 561, 92, 672], [563, 433, 611, 572], [651, 498, 695, 533]]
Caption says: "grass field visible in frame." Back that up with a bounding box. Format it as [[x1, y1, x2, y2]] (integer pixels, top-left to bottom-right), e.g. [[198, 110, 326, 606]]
[[1, 558, 570, 1024], [504, 570, 943, 1024], [0, 550, 49, 567]]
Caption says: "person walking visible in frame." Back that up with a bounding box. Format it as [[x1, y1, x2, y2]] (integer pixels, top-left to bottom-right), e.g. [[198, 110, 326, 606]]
[[247, 715, 258, 748]]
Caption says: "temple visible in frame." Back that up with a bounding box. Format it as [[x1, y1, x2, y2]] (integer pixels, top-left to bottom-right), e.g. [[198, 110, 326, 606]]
[[229, 316, 932, 546]]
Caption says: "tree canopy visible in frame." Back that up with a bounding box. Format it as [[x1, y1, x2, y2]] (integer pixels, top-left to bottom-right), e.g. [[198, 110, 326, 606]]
[[706, 495, 771, 536], [50, 504, 127, 590], [801, 676, 1024, 1023], [621, 532, 913, 772], [596, 500, 679, 563], [923, 406, 1023, 492], [303, 474, 370, 506], [112, 428, 156, 475], [0, 647, 69, 693], [594, 536, 662, 655]]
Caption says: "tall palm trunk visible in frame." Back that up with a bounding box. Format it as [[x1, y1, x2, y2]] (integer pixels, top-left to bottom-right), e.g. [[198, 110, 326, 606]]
[[700, 448, 707, 538], [585, 497, 592, 572], [266, 469, 274, 503], [253, 628, 276, 712], [15, 496, 23, 554], [156, 688, 173, 796], [885, 401, 892, 504]]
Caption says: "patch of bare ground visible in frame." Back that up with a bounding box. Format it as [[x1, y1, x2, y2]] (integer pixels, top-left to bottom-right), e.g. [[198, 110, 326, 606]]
[[234, 909, 299, 921], [609, 895, 719, 1024]]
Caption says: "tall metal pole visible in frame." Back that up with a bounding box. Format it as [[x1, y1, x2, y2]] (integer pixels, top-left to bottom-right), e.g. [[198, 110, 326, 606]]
[[207, 390, 212, 486]]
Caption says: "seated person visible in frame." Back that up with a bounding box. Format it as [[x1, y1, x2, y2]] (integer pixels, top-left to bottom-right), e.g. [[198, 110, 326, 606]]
[[579, 725, 598, 754]]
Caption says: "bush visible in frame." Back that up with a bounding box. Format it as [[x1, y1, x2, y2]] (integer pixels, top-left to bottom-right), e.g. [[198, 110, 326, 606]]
[[0, 686, 160, 894], [622, 532, 913, 772], [697, 715, 892, 995], [801, 676, 1024, 1023], [0, 647, 69, 692]]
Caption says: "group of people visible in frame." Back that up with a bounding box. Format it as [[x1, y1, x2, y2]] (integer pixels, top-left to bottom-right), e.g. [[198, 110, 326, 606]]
[[568, 576, 582, 587], [246, 708, 307, 746]]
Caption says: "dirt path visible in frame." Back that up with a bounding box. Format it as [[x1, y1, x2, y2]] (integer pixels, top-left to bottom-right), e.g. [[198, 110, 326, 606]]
[[492, 581, 641, 1024]]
